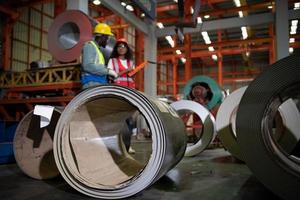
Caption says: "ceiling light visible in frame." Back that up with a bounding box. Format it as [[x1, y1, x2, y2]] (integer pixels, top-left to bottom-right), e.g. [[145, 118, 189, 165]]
[[238, 11, 243, 18], [181, 58, 186, 63], [190, 7, 194, 14], [233, 0, 241, 7], [290, 26, 297, 34], [165, 36, 175, 47], [212, 54, 218, 61], [268, 5, 273, 9], [292, 20, 298, 26], [126, 5, 134, 11], [121, 2, 126, 6], [289, 38, 295, 43], [204, 15, 210, 19], [93, 0, 101, 5], [241, 26, 248, 39], [176, 50, 182, 55], [208, 46, 215, 51], [197, 17, 202, 24], [157, 22, 164, 29]]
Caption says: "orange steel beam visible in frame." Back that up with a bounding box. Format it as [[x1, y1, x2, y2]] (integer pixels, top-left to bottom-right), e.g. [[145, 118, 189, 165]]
[[183, 0, 193, 81], [269, 24, 276, 64], [54, 0, 66, 17], [0, 96, 74, 104], [158, 45, 270, 61], [135, 30, 144, 91], [4, 82, 81, 92], [157, 0, 231, 13], [172, 57, 178, 97], [184, 34, 192, 81], [157, 1, 273, 24], [0, 5, 19, 71], [2, 20, 15, 71], [217, 30, 223, 86], [158, 37, 273, 54], [0, 5, 19, 19]]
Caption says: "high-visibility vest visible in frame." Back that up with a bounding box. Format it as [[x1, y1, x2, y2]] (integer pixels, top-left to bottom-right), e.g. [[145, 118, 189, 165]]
[[111, 58, 135, 88], [81, 41, 107, 85]]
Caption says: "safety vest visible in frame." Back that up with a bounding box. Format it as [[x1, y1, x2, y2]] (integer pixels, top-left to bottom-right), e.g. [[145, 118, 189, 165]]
[[81, 41, 107, 85], [111, 58, 135, 88]]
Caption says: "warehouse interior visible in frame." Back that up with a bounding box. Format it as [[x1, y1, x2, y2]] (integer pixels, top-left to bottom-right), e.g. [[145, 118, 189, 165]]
[[0, 0, 299, 200]]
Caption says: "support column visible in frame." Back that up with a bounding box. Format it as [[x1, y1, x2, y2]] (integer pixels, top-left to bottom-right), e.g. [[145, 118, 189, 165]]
[[67, 0, 88, 14], [2, 20, 13, 71], [144, 20, 157, 97], [172, 57, 178, 97], [275, 0, 289, 60], [269, 24, 275, 64], [184, 34, 192, 81], [135, 30, 144, 91], [54, 0, 66, 17], [217, 31, 223, 86]]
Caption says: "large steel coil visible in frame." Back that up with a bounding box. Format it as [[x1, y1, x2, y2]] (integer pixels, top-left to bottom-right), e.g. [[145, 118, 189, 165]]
[[171, 100, 216, 157], [48, 10, 93, 62], [13, 107, 62, 179], [183, 75, 223, 110], [236, 54, 300, 199], [53, 85, 186, 199], [217, 86, 300, 161]]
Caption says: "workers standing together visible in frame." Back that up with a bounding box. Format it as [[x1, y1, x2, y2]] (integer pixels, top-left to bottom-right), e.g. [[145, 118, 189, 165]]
[[80, 23, 118, 89], [81, 23, 136, 90]]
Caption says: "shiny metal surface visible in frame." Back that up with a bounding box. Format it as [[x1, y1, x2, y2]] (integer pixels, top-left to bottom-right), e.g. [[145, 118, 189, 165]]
[[53, 85, 186, 199], [171, 100, 216, 157], [217, 87, 300, 161], [13, 108, 62, 180], [236, 54, 300, 199], [48, 10, 93, 62]]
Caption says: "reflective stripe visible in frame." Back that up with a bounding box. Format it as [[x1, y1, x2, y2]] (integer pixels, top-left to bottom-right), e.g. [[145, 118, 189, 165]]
[[117, 77, 134, 82], [89, 41, 105, 64]]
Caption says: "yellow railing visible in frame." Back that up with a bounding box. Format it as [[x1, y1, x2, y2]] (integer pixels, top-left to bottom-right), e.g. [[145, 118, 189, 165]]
[[0, 65, 81, 88]]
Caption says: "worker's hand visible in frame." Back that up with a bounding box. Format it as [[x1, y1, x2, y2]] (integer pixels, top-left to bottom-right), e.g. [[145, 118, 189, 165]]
[[108, 69, 118, 78]]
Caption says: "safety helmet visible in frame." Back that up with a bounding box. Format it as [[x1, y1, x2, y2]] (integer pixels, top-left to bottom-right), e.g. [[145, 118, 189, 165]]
[[116, 38, 128, 44], [94, 23, 114, 36]]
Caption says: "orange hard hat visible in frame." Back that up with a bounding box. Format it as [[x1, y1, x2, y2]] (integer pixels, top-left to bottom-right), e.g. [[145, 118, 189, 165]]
[[116, 38, 128, 44]]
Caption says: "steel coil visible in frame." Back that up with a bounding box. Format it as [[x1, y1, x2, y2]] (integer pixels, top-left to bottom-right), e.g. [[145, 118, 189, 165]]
[[236, 54, 300, 199], [13, 107, 62, 179], [171, 100, 216, 157], [216, 86, 300, 161], [183, 75, 223, 110], [48, 10, 93, 62], [53, 85, 186, 199]]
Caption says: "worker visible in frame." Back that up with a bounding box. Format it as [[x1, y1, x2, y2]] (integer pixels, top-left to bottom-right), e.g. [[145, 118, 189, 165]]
[[186, 82, 213, 142], [189, 82, 212, 106], [107, 38, 135, 89], [81, 23, 118, 89]]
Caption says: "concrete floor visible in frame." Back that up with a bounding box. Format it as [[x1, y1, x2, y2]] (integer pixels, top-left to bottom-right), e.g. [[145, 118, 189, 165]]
[[0, 148, 282, 200]]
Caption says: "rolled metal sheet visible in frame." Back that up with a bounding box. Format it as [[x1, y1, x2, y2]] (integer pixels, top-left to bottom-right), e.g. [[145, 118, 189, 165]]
[[13, 108, 62, 179], [216, 87, 300, 161], [216, 86, 247, 160], [53, 85, 186, 199], [170, 100, 216, 157], [183, 75, 223, 110], [236, 54, 300, 199], [48, 10, 93, 62]]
